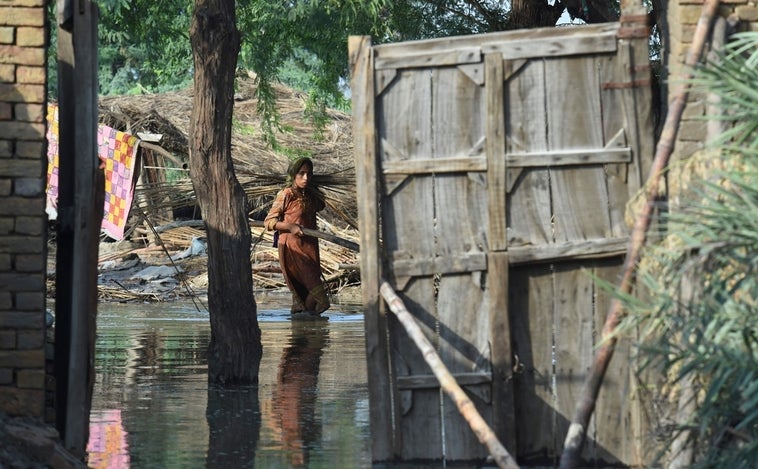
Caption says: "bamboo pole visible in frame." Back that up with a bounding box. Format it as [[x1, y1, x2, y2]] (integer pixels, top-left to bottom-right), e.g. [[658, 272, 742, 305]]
[[379, 280, 519, 469], [559, 1, 721, 468]]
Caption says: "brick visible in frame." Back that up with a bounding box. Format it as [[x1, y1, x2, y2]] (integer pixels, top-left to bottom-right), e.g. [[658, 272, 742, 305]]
[[0, 253, 11, 270], [0, 101, 10, 119], [736, 6, 758, 21], [0, 330, 15, 349], [0, 7, 44, 27], [15, 102, 45, 122], [0, 311, 43, 330], [16, 65, 45, 85], [0, 200, 45, 219], [15, 140, 44, 158], [0, 83, 45, 103], [0, 349, 44, 367], [0, 121, 45, 141], [679, 120, 708, 140], [0, 26, 13, 44], [0, 236, 45, 255], [17, 330, 44, 350], [674, 140, 704, 159], [17, 327, 44, 349], [0, 368, 12, 384], [681, 100, 705, 119], [17, 368, 45, 388], [16, 27, 45, 47], [0, 159, 45, 178], [0, 45, 45, 66], [0, 272, 45, 290], [16, 253, 44, 272], [0, 386, 44, 417], [0, 63, 14, 82], [0, 292, 11, 310], [0, 139, 12, 156], [14, 178, 44, 197], [0, 216, 15, 233], [15, 291, 44, 310]]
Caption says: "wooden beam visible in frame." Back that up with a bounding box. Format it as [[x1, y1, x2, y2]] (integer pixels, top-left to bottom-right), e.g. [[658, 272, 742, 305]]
[[54, 0, 102, 458]]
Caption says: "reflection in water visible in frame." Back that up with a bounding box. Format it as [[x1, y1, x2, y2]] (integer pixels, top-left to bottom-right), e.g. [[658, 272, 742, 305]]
[[86, 302, 370, 468], [271, 321, 328, 467], [87, 409, 130, 468], [206, 385, 261, 468]]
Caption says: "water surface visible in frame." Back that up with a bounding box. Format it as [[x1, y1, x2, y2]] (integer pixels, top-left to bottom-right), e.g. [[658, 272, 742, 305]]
[[86, 297, 370, 468]]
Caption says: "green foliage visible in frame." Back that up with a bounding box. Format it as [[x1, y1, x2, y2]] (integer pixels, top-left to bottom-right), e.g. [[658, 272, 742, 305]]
[[618, 32, 758, 467]]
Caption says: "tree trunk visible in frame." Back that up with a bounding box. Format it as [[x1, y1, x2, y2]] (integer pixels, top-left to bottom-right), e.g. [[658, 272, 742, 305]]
[[509, 0, 564, 29], [189, 0, 262, 385]]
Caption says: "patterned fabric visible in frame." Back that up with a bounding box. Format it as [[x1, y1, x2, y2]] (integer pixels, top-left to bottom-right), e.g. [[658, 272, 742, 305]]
[[46, 104, 140, 240], [45, 104, 59, 218], [98, 125, 139, 240]]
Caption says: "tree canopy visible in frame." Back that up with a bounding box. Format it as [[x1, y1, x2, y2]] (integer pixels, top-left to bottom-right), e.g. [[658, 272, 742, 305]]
[[49, 0, 657, 125]]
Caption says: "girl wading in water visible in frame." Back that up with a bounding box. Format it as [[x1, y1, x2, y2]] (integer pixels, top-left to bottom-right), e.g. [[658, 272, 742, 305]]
[[265, 157, 330, 318]]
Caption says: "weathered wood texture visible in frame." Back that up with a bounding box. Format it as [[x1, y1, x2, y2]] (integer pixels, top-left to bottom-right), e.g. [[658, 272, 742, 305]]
[[55, 0, 102, 458], [351, 19, 653, 467]]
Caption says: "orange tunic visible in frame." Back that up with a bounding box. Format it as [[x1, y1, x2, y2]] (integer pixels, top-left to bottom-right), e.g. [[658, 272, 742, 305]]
[[264, 187, 330, 314]]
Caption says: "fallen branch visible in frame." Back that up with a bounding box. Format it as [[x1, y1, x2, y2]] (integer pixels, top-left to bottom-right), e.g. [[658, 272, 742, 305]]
[[559, 1, 721, 468], [379, 280, 519, 469]]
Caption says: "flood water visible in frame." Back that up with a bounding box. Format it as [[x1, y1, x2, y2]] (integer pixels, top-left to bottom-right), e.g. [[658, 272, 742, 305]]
[[86, 295, 370, 468]]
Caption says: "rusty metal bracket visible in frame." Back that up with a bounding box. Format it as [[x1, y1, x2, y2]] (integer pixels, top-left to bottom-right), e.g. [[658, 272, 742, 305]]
[[617, 14, 650, 38]]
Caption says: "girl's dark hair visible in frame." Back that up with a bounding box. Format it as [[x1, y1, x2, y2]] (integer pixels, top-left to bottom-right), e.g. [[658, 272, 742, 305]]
[[286, 157, 314, 185]]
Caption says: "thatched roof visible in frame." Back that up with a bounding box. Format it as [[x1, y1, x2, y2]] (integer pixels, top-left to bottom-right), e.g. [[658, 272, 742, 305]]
[[98, 72, 357, 228]]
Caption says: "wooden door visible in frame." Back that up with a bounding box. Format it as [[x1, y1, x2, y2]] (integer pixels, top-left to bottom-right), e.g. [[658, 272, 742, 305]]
[[350, 18, 652, 466]]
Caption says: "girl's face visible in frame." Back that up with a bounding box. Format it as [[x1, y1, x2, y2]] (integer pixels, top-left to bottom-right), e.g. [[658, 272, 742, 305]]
[[294, 163, 313, 190]]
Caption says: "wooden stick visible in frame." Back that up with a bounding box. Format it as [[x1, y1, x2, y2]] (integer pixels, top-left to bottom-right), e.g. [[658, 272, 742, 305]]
[[379, 280, 519, 469], [559, 2, 721, 468], [153, 219, 361, 252], [249, 220, 360, 252]]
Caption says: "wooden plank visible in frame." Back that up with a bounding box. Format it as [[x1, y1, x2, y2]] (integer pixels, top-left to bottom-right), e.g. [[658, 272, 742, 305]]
[[625, 36, 656, 197], [57, 2, 102, 458], [486, 53, 507, 252], [483, 29, 617, 60], [488, 252, 516, 453], [375, 46, 481, 70], [348, 35, 394, 461], [590, 259, 639, 466], [377, 64, 442, 460], [600, 44, 637, 238], [507, 147, 631, 167], [390, 252, 487, 278], [546, 55, 613, 243], [552, 262, 598, 463], [397, 372, 492, 389], [382, 156, 486, 174], [373, 22, 620, 62], [509, 264, 559, 461], [504, 59, 553, 248], [431, 65, 491, 461], [508, 236, 629, 265]]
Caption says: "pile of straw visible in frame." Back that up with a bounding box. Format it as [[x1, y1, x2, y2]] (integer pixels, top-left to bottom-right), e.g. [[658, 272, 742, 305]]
[[94, 72, 360, 301]]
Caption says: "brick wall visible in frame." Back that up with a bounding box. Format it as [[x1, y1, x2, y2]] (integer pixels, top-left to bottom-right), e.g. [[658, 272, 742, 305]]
[[667, 0, 758, 161], [0, 0, 49, 419]]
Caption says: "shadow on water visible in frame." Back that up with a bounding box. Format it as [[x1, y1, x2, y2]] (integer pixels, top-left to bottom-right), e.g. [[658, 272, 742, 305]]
[[206, 385, 261, 468], [86, 299, 370, 468]]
